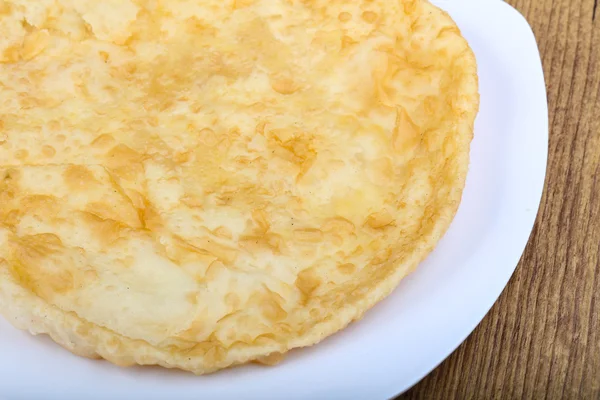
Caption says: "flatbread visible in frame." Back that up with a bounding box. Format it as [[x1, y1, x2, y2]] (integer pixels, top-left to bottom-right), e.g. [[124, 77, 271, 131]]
[[0, 0, 478, 374]]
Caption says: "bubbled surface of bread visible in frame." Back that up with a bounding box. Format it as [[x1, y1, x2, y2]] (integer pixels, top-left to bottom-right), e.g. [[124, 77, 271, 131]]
[[0, 0, 479, 373]]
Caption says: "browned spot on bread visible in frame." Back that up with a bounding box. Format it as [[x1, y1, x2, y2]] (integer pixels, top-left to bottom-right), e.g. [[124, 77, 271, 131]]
[[63, 165, 99, 190]]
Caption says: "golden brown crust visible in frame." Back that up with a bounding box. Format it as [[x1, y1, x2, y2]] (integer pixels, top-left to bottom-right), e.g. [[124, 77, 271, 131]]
[[0, 0, 478, 374]]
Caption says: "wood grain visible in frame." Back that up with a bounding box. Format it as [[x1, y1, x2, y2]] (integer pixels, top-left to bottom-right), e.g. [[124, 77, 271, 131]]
[[400, 0, 600, 398]]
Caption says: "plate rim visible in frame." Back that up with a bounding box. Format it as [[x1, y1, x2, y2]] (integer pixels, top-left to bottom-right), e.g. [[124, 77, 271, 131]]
[[384, 0, 549, 396]]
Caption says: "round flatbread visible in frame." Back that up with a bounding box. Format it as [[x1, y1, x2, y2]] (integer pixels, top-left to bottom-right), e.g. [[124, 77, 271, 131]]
[[0, 0, 478, 373]]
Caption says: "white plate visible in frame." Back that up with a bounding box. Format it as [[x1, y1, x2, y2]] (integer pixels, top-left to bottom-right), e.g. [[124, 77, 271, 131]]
[[0, 1, 547, 399]]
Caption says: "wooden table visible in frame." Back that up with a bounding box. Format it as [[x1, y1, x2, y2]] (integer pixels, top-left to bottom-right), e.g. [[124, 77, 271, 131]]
[[401, 0, 600, 398]]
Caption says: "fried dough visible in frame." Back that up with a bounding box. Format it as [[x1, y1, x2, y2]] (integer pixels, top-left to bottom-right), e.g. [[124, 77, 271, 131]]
[[0, 0, 478, 374]]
